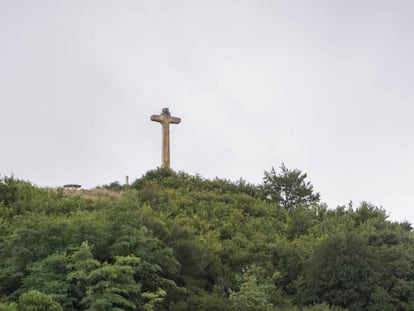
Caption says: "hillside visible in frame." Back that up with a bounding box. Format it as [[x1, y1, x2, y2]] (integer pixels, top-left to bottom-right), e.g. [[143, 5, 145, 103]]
[[0, 168, 413, 311]]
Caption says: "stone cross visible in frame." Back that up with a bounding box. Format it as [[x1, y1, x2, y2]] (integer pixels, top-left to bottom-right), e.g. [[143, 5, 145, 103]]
[[151, 108, 181, 168]]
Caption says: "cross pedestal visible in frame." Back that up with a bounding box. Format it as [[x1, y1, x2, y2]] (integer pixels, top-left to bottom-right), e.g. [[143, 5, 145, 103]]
[[151, 108, 181, 168]]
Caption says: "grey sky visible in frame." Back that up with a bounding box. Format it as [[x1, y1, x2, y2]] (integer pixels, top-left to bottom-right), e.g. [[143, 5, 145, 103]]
[[1, 1, 414, 222]]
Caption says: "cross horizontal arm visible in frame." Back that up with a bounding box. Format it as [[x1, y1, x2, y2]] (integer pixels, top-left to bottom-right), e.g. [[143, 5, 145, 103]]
[[168, 116, 181, 124], [151, 115, 181, 125], [151, 115, 163, 123]]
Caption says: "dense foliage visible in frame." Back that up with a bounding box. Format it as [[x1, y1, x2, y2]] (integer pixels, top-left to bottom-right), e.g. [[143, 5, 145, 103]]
[[0, 168, 413, 310]]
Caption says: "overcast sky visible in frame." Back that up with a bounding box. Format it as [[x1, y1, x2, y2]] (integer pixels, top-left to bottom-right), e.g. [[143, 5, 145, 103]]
[[1, 0, 414, 223]]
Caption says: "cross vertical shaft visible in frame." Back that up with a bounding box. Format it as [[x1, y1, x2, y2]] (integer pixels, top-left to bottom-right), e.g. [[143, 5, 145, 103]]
[[151, 108, 181, 168]]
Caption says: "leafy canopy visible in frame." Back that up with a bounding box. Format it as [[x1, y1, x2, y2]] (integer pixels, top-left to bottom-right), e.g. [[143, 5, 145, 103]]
[[262, 163, 320, 212]]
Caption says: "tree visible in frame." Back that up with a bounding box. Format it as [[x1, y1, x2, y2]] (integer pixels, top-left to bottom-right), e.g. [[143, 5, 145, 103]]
[[229, 266, 275, 311], [17, 290, 62, 311], [22, 252, 73, 309], [66, 242, 101, 310], [229, 265, 295, 311], [0, 303, 17, 311], [304, 233, 379, 310], [81, 256, 142, 311], [262, 163, 320, 212]]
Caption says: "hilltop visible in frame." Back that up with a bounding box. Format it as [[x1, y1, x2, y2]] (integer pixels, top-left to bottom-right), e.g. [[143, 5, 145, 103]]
[[0, 167, 413, 311]]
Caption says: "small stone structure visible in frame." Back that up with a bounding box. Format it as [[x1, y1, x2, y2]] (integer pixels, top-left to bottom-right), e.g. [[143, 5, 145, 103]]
[[63, 184, 81, 190], [151, 108, 181, 168]]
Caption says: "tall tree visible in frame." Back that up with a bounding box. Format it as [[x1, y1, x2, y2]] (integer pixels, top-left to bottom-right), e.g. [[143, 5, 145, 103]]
[[262, 164, 320, 212]]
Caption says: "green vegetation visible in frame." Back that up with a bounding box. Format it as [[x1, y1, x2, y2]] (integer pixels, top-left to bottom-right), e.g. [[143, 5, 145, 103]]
[[0, 167, 413, 310]]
